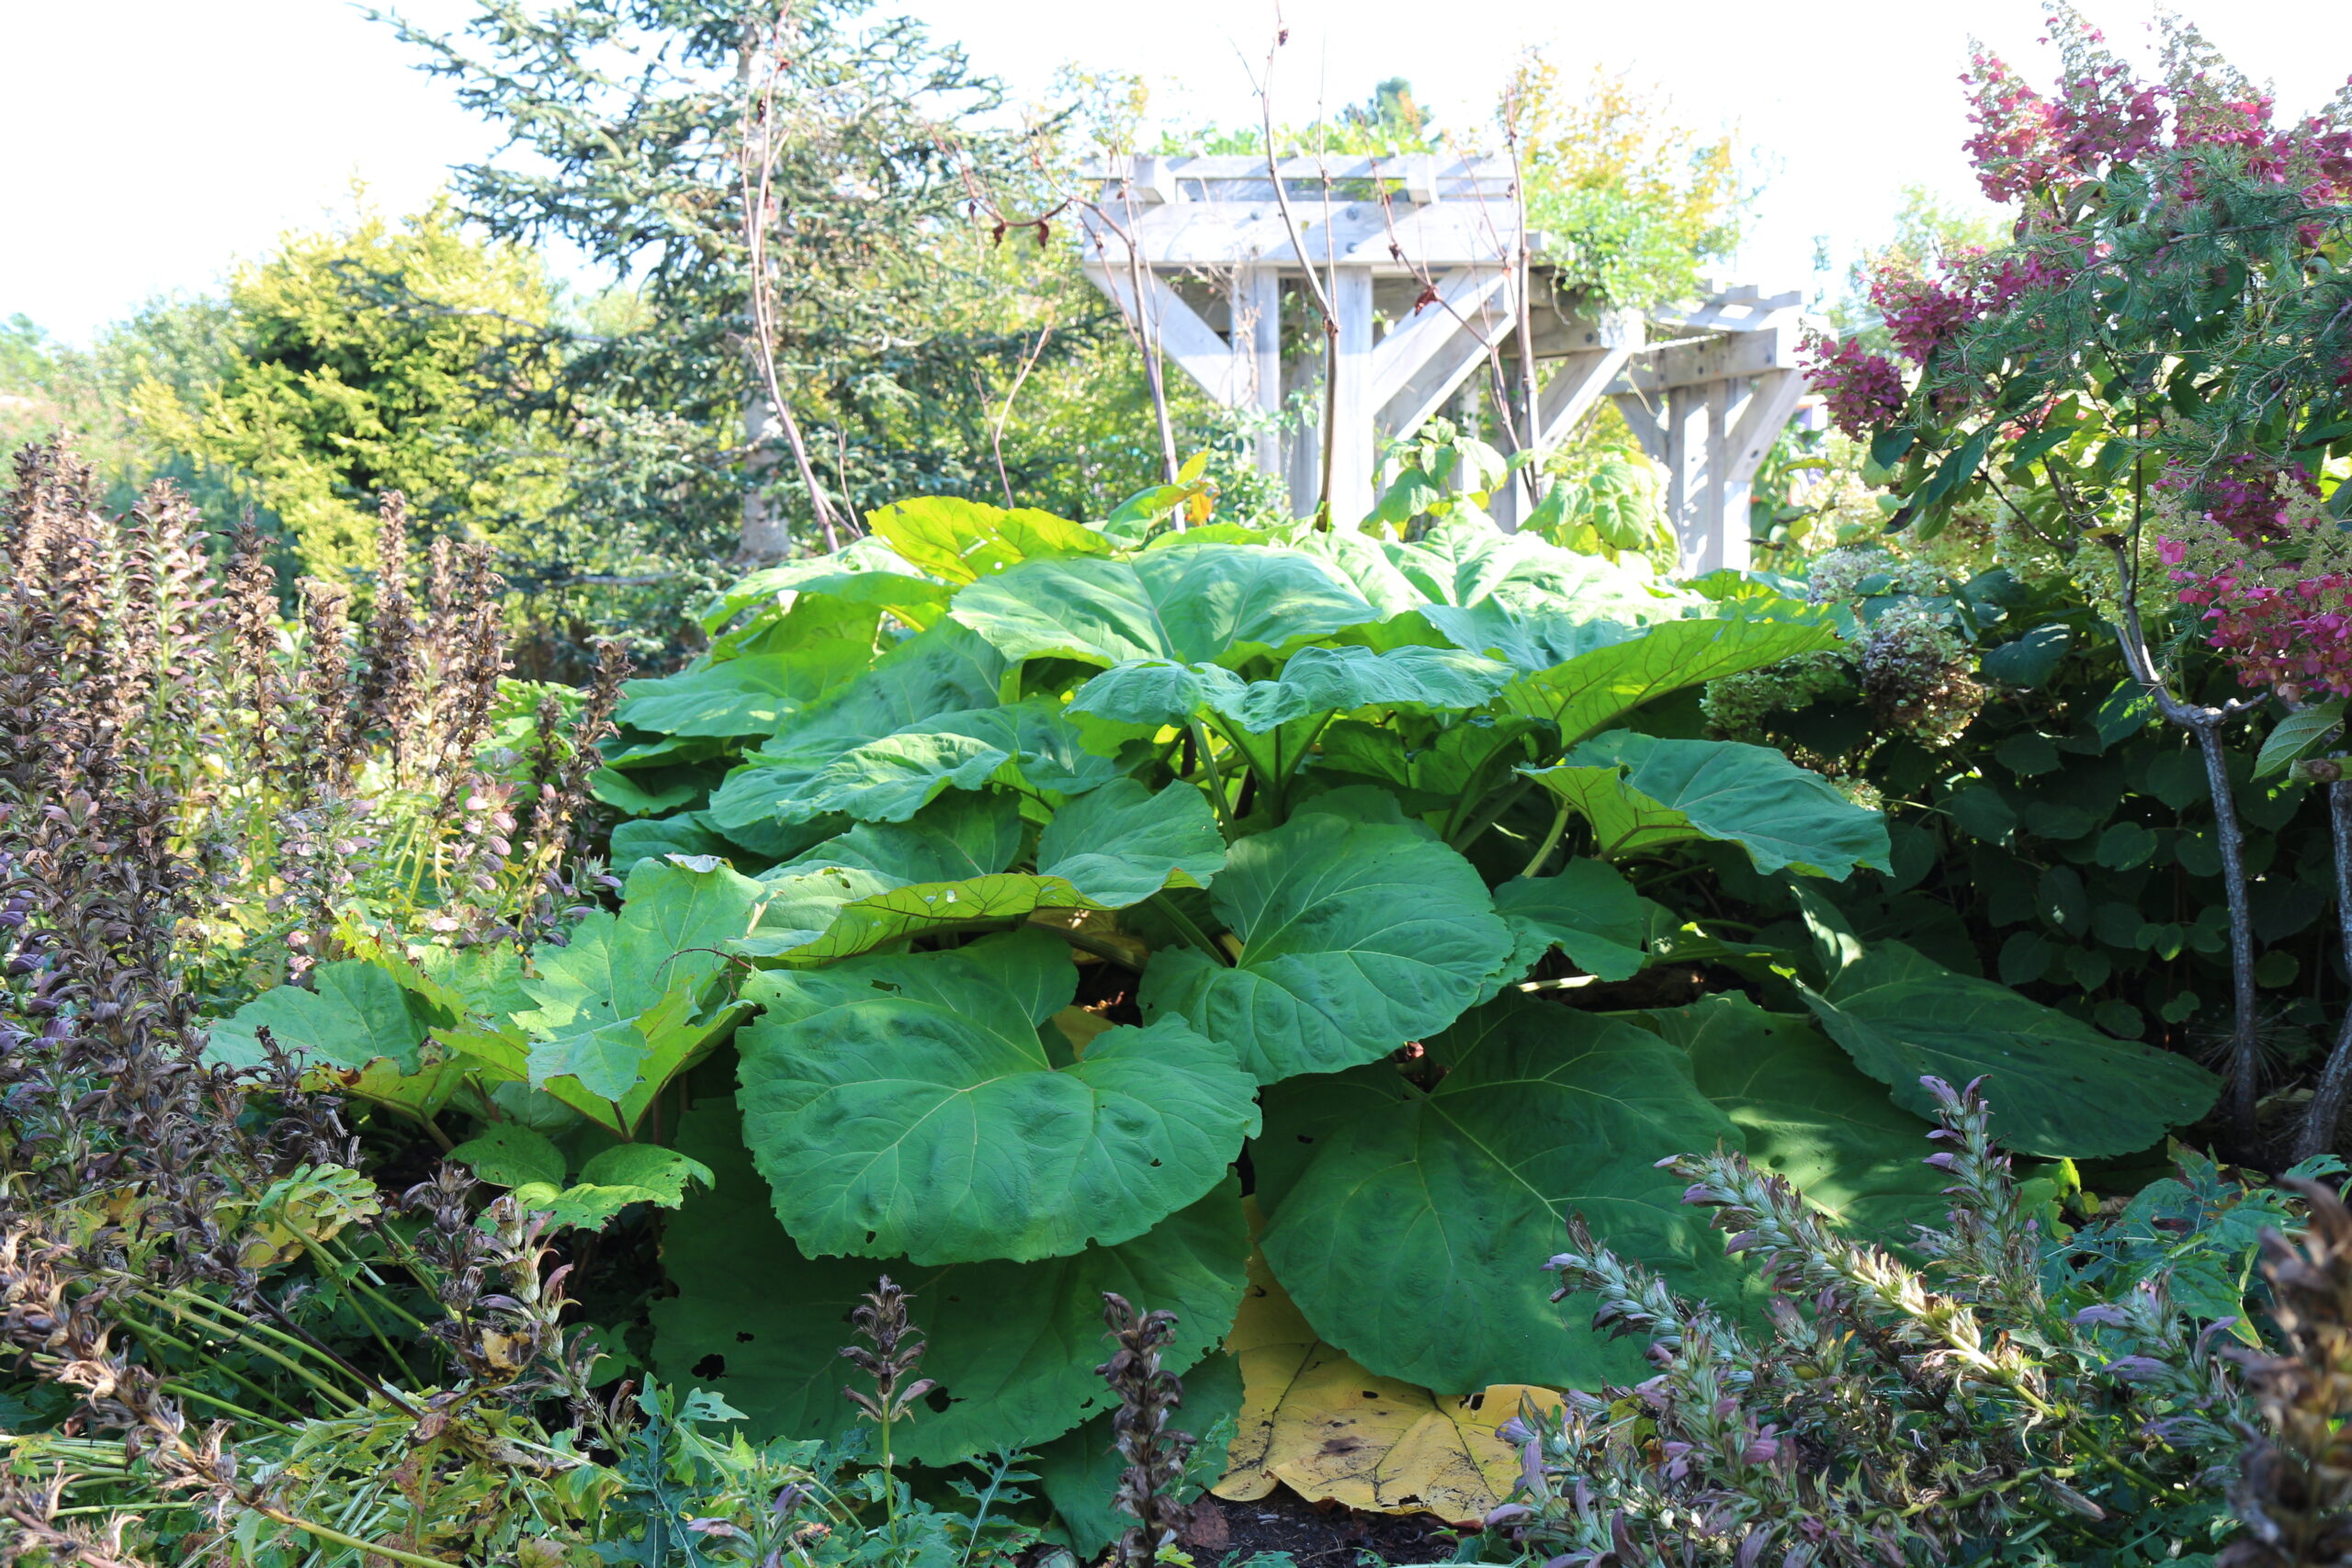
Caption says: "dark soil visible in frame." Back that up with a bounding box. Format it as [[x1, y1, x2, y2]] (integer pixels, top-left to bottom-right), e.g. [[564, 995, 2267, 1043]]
[[1185, 1485, 1468, 1568]]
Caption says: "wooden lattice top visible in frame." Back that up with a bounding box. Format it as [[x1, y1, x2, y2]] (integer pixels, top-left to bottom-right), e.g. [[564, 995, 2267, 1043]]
[[1078, 153, 1532, 272]]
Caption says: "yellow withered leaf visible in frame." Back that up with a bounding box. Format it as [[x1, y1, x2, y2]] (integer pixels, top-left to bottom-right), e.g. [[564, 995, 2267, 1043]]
[[1048, 1006, 1115, 1055], [1213, 1214, 1561, 1524]]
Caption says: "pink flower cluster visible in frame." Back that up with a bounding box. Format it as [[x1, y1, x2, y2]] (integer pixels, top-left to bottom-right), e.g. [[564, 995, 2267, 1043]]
[[2156, 460, 2352, 700], [2052, 61, 2164, 173], [1979, 249, 2075, 311], [1960, 35, 2352, 214], [1862, 247, 2077, 371], [1802, 332, 1906, 439], [1962, 51, 2057, 204], [1869, 271, 1975, 367], [2166, 555, 2352, 701]]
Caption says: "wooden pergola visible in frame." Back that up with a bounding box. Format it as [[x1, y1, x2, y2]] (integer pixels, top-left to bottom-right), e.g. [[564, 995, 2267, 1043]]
[[1076, 154, 1814, 573]]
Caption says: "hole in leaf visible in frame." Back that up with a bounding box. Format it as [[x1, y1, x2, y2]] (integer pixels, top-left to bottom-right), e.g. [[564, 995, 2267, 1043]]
[[735, 1331, 754, 1343], [924, 1385, 952, 1413], [692, 1353, 727, 1380]]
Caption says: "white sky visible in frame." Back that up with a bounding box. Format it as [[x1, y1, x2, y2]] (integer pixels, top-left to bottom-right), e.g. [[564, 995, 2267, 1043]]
[[6, 0, 2351, 344]]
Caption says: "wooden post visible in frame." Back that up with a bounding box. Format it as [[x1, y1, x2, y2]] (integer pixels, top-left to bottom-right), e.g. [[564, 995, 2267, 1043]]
[[1329, 267, 1375, 525], [1243, 267, 1284, 477], [1665, 385, 1710, 567], [1284, 336, 1320, 518], [1490, 351, 1524, 531]]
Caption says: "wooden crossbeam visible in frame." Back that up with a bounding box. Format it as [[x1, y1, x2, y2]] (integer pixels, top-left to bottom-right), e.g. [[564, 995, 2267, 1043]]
[[1532, 344, 1634, 450], [1080, 264, 1247, 405], [1725, 367, 1807, 488], [1374, 281, 1518, 442], [1368, 269, 1514, 412], [1612, 319, 1804, 395], [1078, 202, 1526, 272], [1087, 153, 1511, 194]]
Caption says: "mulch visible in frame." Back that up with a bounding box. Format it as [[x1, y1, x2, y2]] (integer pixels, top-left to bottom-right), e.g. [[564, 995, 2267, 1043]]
[[1183, 1485, 1469, 1567]]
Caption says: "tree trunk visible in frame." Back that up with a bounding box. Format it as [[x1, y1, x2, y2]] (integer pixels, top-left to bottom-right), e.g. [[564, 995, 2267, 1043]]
[[2296, 775, 2352, 1161], [740, 358, 790, 561]]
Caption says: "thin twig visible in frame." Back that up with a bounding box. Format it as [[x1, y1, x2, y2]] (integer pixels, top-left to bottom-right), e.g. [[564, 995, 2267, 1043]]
[[991, 321, 1055, 508], [738, 8, 844, 554]]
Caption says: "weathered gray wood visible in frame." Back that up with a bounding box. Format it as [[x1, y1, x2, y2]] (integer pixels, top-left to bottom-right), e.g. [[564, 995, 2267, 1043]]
[[1243, 267, 1285, 474], [1331, 269, 1377, 523], [1086, 153, 1512, 194], [1613, 319, 1804, 395], [1612, 391, 1669, 466], [1375, 303, 1516, 443], [1080, 201, 1528, 271], [1081, 263, 1246, 404], [1532, 345, 1634, 450], [1726, 367, 1808, 487], [1367, 268, 1513, 412], [1077, 154, 1818, 553]]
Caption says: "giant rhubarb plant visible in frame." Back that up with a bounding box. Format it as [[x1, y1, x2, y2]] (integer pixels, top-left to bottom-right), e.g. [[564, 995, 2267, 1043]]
[[216, 490, 2219, 1495]]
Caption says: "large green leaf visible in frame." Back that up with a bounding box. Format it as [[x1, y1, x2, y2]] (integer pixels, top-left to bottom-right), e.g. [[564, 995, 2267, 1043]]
[[505, 858, 767, 1130], [739, 931, 1258, 1263], [1205, 645, 1510, 732], [1303, 516, 1679, 622], [1653, 994, 1946, 1244], [696, 547, 938, 636], [743, 784, 1213, 962], [1257, 997, 1742, 1391], [934, 700, 1136, 797], [949, 545, 1377, 669], [1797, 940, 2221, 1158], [208, 959, 431, 1075], [614, 645, 872, 739], [746, 872, 1087, 963], [1061, 646, 1501, 734], [1499, 617, 1840, 746], [867, 496, 1109, 584], [706, 591, 884, 664], [1382, 516, 1685, 618], [650, 1100, 1248, 1466], [1140, 805, 1513, 1083], [783, 729, 1010, 824], [707, 621, 1006, 833], [1489, 861, 1654, 982], [1310, 716, 1555, 818], [735, 865, 891, 957], [1065, 660, 1244, 728], [1522, 733, 1891, 878], [1295, 530, 1438, 616], [1035, 777, 1225, 906], [781, 791, 1025, 885], [1419, 604, 1638, 678], [731, 698, 1127, 828], [205, 960, 470, 1116], [610, 814, 730, 868]]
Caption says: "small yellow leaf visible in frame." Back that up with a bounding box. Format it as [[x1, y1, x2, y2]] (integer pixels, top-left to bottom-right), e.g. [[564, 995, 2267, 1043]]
[[1213, 1208, 1559, 1523], [1049, 1006, 1115, 1055]]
